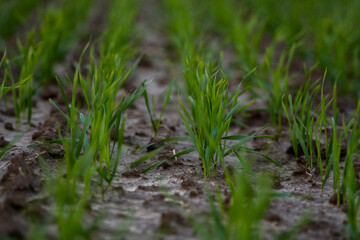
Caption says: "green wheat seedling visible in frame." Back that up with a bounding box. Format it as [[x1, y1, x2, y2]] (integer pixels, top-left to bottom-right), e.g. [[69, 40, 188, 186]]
[[82, 70, 150, 197], [47, 148, 100, 240], [161, 0, 196, 65], [282, 68, 336, 174], [161, 0, 216, 68], [78, 0, 144, 198], [344, 163, 360, 240], [0, 51, 13, 99], [176, 63, 236, 178], [172, 63, 280, 178], [52, 65, 155, 200], [1, 52, 33, 127], [0, 0, 42, 40], [0, 52, 31, 122], [0, 0, 94, 125], [247, 0, 360, 95], [143, 79, 174, 138], [282, 69, 359, 202], [100, 0, 139, 65], [82, 0, 140, 108], [259, 43, 298, 135], [51, 0, 155, 198], [195, 169, 273, 240], [342, 107, 360, 239], [36, 0, 94, 81], [313, 79, 355, 195], [325, 101, 359, 206], [52, 54, 151, 200], [136, 63, 281, 177], [206, 0, 263, 71], [282, 68, 322, 170], [36, 114, 98, 239], [16, 30, 41, 125], [10, 0, 94, 90]]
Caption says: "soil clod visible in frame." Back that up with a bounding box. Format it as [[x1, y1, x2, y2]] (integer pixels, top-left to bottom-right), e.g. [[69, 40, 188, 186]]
[[0, 136, 9, 148], [4, 122, 14, 131]]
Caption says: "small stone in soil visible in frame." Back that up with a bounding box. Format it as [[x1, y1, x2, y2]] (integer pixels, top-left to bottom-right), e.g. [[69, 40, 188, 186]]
[[265, 212, 281, 222], [292, 169, 305, 176], [329, 193, 344, 205], [122, 169, 141, 178], [189, 188, 198, 198], [159, 210, 189, 234], [146, 138, 163, 151], [0, 136, 9, 148], [39, 85, 58, 100], [4, 122, 14, 131]]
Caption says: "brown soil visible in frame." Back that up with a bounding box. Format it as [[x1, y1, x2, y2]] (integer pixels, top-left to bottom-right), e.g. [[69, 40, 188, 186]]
[[0, 0, 357, 239]]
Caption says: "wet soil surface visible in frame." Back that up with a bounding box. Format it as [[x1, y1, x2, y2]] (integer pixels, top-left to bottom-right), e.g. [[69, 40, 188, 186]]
[[0, 0, 357, 239]]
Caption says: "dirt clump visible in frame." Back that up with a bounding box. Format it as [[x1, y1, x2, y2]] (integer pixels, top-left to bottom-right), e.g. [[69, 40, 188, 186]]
[[32, 110, 67, 142], [0, 108, 15, 117], [39, 85, 59, 100], [4, 122, 14, 131], [1, 153, 40, 195], [265, 212, 282, 223], [122, 169, 141, 178], [159, 210, 190, 234], [0, 151, 41, 239], [0, 136, 9, 148], [181, 178, 203, 197]]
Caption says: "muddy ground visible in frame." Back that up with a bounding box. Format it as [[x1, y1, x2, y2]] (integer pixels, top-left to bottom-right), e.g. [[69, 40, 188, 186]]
[[0, 0, 356, 239]]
